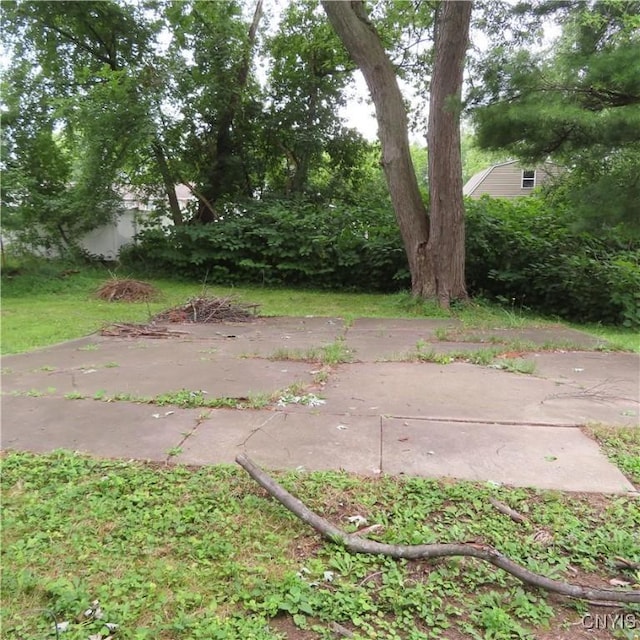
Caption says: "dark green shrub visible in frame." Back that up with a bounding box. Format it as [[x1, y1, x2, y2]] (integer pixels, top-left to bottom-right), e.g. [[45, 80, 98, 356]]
[[120, 198, 409, 292], [465, 195, 640, 327], [121, 194, 639, 326]]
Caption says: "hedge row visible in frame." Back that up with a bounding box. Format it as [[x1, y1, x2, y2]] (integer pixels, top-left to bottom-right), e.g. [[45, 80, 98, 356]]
[[465, 197, 640, 327], [121, 199, 409, 292], [120, 196, 639, 326]]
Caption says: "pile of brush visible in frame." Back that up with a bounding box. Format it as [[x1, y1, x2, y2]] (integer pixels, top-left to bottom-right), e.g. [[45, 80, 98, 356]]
[[95, 278, 159, 302], [153, 296, 259, 323]]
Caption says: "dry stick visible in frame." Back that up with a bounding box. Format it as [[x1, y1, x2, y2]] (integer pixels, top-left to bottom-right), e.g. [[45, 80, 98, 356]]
[[489, 497, 529, 524], [235, 454, 640, 604]]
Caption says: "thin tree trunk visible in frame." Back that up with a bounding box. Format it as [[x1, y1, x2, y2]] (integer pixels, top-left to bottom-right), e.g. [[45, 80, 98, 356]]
[[195, 0, 263, 223], [152, 141, 183, 226], [426, 1, 472, 306], [322, 1, 432, 296]]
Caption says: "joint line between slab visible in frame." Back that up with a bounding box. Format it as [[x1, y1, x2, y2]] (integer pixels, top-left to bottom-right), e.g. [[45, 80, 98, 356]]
[[378, 414, 383, 475], [389, 415, 582, 428]]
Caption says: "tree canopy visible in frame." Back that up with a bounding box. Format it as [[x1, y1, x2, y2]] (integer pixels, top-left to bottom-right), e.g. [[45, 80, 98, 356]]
[[471, 0, 640, 233], [1, 0, 637, 298]]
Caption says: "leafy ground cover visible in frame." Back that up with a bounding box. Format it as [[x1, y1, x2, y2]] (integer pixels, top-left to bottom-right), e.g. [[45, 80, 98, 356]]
[[2, 260, 637, 355], [586, 426, 640, 489], [2, 451, 639, 640], [2, 260, 639, 639]]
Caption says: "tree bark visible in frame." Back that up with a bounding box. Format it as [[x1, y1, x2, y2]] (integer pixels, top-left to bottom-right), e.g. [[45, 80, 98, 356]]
[[322, 1, 432, 296], [426, 1, 471, 306]]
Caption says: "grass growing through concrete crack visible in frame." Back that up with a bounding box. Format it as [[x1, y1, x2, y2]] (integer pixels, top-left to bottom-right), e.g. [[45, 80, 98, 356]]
[[409, 342, 537, 373], [2, 451, 639, 640], [268, 339, 353, 365], [55, 384, 318, 410]]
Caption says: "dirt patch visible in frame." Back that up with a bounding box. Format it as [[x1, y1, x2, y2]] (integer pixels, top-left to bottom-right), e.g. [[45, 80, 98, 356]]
[[153, 296, 260, 323], [95, 278, 160, 302]]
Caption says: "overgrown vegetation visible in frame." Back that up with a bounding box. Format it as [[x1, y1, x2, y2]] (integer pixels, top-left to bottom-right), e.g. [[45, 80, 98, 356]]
[[465, 196, 640, 328], [586, 426, 640, 489], [2, 451, 638, 639], [119, 198, 408, 292], [2, 257, 638, 355], [118, 195, 640, 328], [3, 0, 637, 320]]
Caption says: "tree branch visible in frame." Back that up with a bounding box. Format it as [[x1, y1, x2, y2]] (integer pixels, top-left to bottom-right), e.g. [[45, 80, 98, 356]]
[[236, 454, 640, 604], [44, 23, 114, 68]]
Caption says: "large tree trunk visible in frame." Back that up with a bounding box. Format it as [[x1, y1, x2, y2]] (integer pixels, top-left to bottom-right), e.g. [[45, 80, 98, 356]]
[[426, 1, 472, 306], [322, 1, 432, 296]]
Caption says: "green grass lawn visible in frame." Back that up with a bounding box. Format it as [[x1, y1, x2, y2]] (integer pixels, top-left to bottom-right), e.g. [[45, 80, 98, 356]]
[[2, 260, 639, 639], [2, 450, 639, 640], [2, 260, 638, 354]]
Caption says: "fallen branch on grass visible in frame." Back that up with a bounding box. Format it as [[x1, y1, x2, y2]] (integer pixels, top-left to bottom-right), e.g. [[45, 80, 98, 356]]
[[100, 323, 189, 338], [488, 497, 528, 524], [235, 454, 640, 604]]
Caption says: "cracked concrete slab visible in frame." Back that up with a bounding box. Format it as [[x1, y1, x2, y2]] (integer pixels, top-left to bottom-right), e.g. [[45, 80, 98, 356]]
[[0, 395, 196, 460], [381, 418, 635, 492], [531, 351, 640, 399], [303, 362, 639, 426], [174, 410, 380, 473], [172, 409, 281, 465], [2, 355, 316, 400], [1, 317, 638, 493], [242, 411, 381, 474]]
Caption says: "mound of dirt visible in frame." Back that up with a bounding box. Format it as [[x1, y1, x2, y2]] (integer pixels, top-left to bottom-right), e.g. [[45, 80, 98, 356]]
[[153, 296, 259, 323], [95, 279, 160, 302]]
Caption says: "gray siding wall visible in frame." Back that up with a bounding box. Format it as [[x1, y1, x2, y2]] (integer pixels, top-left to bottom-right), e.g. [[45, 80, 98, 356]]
[[468, 163, 562, 199]]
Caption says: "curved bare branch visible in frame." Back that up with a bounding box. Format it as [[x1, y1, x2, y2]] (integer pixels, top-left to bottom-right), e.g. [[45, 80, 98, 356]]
[[236, 453, 640, 604]]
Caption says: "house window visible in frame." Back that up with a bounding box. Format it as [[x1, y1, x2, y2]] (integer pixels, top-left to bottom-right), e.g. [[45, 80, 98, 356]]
[[522, 170, 536, 188]]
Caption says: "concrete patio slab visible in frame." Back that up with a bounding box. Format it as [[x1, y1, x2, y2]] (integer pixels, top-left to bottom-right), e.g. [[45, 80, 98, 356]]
[[175, 410, 381, 473], [172, 409, 281, 465], [233, 330, 346, 358], [531, 351, 640, 398], [1, 395, 196, 461], [343, 333, 494, 362], [242, 411, 381, 474], [2, 357, 316, 400], [350, 317, 460, 333], [448, 325, 609, 349], [381, 417, 635, 492], [308, 362, 638, 426], [259, 316, 345, 332], [1, 317, 638, 493]]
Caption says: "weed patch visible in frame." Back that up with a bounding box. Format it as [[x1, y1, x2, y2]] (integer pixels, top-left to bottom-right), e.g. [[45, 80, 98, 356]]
[[269, 339, 352, 365], [2, 452, 638, 639], [585, 426, 640, 488]]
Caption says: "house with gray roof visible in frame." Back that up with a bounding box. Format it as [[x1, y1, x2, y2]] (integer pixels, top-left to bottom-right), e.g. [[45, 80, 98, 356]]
[[463, 160, 563, 199]]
